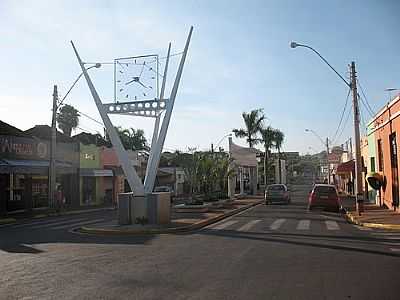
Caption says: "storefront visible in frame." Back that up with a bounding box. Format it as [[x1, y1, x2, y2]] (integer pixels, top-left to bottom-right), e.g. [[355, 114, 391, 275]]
[[80, 143, 116, 206], [0, 134, 79, 215]]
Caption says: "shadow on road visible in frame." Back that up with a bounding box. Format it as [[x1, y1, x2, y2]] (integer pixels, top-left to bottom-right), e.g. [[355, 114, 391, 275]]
[[198, 229, 400, 258], [0, 230, 156, 254]]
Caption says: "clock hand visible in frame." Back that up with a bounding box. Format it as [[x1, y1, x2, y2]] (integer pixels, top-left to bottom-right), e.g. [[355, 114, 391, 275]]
[[137, 80, 149, 89], [139, 62, 145, 77], [125, 77, 140, 85]]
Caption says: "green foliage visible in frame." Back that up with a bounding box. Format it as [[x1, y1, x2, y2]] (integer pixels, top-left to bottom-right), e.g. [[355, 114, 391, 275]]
[[114, 127, 149, 151], [233, 108, 265, 148], [56, 104, 80, 137], [179, 150, 233, 200]]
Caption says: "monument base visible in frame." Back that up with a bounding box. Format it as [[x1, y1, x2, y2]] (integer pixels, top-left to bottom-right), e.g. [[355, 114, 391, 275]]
[[118, 192, 171, 225]]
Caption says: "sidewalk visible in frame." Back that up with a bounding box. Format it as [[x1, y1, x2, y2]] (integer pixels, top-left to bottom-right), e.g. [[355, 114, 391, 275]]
[[79, 197, 263, 235], [340, 196, 400, 230]]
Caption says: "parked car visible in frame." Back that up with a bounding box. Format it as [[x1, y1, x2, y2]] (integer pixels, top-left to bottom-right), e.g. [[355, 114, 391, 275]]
[[308, 184, 340, 212], [265, 184, 290, 205]]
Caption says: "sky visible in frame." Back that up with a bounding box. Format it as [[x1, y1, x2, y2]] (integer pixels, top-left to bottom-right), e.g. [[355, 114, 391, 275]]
[[0, 0, 399, 155]]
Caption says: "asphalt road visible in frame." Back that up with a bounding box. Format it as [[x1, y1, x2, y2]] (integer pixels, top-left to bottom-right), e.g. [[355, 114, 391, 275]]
[[1, 185, 399, 300]]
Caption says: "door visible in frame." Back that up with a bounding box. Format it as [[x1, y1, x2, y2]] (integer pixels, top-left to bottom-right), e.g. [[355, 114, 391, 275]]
[[389, 133, 399, 207]]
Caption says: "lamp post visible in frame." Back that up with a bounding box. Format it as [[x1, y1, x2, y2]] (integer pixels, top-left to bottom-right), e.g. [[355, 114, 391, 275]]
[[49, 63, 101, 209], [292, 41, 363, 214], [305, 129, 330, 184], [213, 133, 232, 152]]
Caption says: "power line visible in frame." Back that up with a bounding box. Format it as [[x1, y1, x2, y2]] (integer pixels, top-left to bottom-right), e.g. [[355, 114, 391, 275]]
[[331, 88, 351, 143], [335, 103, 353, 144], [77, 110, 104, 126], [357, 79, 375, 117]]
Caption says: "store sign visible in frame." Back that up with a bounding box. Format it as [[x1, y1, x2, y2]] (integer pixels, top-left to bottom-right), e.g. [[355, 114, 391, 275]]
[[0, 135, 49, 160], [328, 153, 341, 164]]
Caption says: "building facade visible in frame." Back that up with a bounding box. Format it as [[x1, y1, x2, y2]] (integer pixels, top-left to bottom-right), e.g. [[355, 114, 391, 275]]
[[369, 94, 400, 211]]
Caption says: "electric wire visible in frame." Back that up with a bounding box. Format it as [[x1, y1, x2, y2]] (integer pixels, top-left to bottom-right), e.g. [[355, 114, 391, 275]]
[[331, 88, 351, 144], [335, 102, 353, 144], [357, 79, 375, 117]]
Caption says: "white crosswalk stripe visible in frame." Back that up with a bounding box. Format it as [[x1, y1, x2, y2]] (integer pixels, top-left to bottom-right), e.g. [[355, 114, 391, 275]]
[[296, 220, 310, 230], [237, 220, 261, 232], [270, 218, 286, 230], [52, 219, 104, 230], [10, 218, 72, 229], [30, 218, 88, 230], [212, 220, 238, 230], [389, 248, 400, 252], [325, 220, 340, 230], [354, 225, 372, 231]]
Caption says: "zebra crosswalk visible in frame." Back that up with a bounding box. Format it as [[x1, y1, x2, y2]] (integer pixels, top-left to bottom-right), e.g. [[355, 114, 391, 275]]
[[208, 218, 343, 232], [1, 217, 105, 231]]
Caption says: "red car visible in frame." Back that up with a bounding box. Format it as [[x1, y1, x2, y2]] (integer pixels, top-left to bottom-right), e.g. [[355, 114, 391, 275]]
[[308, 184, 341, 212]]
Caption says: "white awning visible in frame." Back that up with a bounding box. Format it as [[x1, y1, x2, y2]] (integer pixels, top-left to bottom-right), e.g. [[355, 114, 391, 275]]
[[229, 141, 258, 167]]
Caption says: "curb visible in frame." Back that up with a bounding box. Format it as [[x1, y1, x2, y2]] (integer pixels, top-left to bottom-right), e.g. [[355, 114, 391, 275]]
[[344, 210, 400, 230], [33, 207, 114, 219], [0, 217, 16, 225], [79, 201, 262, 236]]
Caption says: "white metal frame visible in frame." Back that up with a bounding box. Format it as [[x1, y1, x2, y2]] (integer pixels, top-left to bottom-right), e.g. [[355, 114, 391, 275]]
[[70, 26, 193, 196]]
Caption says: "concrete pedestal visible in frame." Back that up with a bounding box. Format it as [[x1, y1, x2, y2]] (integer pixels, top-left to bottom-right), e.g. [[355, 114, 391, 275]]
[[147, 192, 171, 224], [118, 192, 171, 225], [118, 193, 132, 225]]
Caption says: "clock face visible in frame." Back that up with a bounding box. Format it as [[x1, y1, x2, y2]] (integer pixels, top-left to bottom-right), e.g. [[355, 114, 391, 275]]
[[114, 55, 158, 102]]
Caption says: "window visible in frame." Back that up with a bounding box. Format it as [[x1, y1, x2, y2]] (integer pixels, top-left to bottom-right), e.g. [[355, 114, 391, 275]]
[[370, 157, 376, 173], [377, 139, 384, 172]]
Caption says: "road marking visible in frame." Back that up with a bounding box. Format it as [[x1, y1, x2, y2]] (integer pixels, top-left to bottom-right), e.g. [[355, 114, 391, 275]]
[[354, 225, 372, 231], [10, 218, 72, 229], [374, 236, 400, 240], [30, 218, 87, 230], [389, 248, 400, 252], [212, 220, 238, 230], [325, 220, 340, 230], [237, 220, 261, 232], [270, 219, 286, 230], [296, 220, 310, 230], [371, 232, 400, 236], [52, 219, 104, 230]]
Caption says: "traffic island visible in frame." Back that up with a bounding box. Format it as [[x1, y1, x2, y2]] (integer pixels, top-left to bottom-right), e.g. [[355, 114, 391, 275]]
[[78, 198, 262, 235]]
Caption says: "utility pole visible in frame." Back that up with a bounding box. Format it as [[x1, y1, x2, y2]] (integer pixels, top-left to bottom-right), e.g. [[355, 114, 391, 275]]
[[211, 143, 214, 153], [350, 61, 364, 215], [49, 85, 58, 209], [326, 137, 330, 184]]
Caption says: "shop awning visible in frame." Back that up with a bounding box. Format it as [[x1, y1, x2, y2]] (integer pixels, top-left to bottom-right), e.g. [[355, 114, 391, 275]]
[[80, 169, 114, 177], [337, 160, 355, 175], [0, 159, 76, 174]]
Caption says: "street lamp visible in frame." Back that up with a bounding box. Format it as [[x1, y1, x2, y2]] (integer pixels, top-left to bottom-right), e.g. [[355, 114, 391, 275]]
[[290, 42, 350, 88], [213, 133, 233, 152], [305, 129, 330, 184], [292, 41, 364, 214], [49, 63, 102, 209]]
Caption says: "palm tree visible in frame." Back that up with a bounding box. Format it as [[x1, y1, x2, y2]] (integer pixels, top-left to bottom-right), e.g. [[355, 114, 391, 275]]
[[260, 126, 275, 186], [114, 127, 149, 151], [233, 109, 265, 148], [273, 129, 285, 183], [56, 104, 80, 137]]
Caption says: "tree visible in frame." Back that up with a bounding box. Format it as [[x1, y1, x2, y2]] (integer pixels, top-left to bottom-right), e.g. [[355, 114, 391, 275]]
[[114, 127, 149, 151], [233, 109, 265, 148], [273, 129, 285, 183], [260, 126, 276, 186], [56, 104, 80, 137]]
